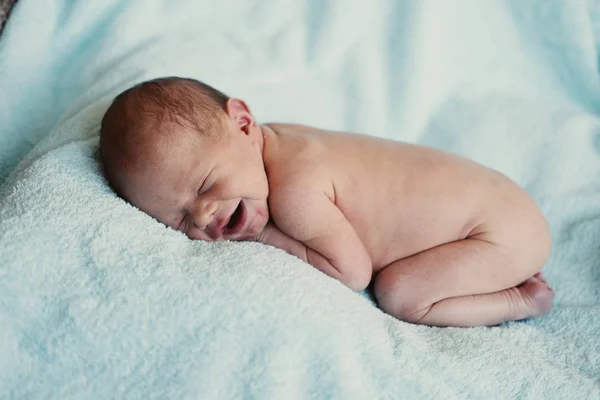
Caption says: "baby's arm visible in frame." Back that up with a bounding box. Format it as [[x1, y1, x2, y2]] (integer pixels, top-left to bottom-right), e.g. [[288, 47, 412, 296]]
[[255, 222, 350, 285], [264, 177, 373, 291]]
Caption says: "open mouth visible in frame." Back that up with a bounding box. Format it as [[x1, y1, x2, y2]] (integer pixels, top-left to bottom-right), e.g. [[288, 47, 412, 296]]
[[223, 201, 246, 235]]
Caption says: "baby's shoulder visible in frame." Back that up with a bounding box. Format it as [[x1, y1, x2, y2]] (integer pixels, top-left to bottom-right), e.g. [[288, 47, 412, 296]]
[[263, 123, 329, 173], [267, 154, 335, 219], [263, 122, 319, 134], [269, 159, 333, 202], [263, 122, 336, 202], [268, 166, 336, 241]]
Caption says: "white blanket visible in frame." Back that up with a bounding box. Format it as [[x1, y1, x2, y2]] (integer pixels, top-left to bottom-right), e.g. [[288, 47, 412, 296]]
[[1, 0, 599, 398]]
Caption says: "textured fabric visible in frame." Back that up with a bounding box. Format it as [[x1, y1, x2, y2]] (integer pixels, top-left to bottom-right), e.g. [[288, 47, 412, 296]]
[[0, 0, 17, 35], [1, 0, 599, 398]]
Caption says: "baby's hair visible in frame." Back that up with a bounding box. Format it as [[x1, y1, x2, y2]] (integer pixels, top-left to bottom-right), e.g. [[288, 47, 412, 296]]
[[100, 76, 230, 142], [99, 76, 230, 191]]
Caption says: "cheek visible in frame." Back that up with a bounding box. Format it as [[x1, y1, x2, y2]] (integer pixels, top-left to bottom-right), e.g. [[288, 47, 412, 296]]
[[254, 206, 270, 229], [249, 167, 269, 197], [256, 206, 268, 219], [262, 178, 269, 197]]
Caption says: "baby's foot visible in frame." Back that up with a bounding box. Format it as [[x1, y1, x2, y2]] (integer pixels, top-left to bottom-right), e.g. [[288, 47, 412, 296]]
[[507, 273, 554, 320]]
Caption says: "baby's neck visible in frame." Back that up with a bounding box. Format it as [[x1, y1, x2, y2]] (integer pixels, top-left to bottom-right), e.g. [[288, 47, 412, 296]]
[[259, 124, 279, 177]]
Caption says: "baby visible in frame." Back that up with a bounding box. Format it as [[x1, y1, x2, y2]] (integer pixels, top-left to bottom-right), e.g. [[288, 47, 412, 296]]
[[99, 76, 554, 327]]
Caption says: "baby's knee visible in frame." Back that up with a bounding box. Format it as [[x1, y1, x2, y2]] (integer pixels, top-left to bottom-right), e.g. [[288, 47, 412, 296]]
[[373, 267, 430, 323]]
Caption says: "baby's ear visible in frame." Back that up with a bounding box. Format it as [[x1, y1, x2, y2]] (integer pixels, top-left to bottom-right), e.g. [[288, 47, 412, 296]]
[[226, 98, 255, 134]]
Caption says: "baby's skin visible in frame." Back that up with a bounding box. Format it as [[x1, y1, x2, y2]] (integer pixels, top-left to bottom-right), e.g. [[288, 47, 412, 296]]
[[100, 77, 553, 327]]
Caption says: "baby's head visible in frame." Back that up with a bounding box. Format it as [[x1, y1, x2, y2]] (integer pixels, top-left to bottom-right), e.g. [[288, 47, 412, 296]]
[[100, 77, 270, 241]]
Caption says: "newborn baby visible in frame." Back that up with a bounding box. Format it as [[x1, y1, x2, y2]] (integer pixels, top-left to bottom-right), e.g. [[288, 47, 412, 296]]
[[99, 76, 554, 327]]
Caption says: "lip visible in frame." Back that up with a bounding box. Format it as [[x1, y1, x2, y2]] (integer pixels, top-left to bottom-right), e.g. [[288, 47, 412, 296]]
[[222, 201, 247, 237]]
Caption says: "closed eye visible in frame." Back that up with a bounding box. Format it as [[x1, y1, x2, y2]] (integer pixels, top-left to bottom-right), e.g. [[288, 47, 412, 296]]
[[198, 170, 213, 195], [198, 182, 212, 196]]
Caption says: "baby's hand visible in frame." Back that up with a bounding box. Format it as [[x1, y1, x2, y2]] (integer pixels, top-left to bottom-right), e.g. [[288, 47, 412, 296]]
[[252, 222, 308, 261], [252, 221, 370, 291]]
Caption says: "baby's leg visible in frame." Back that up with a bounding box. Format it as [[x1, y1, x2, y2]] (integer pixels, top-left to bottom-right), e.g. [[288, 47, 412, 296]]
[[400, 273, 553, 327], [373, 238, 553, 327]]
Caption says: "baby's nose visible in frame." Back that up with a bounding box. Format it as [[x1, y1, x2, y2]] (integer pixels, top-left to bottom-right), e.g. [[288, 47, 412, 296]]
[[192, 201, 218, 230]]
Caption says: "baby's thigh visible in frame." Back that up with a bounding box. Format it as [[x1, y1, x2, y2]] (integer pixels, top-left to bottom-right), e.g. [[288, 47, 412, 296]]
[[373, 237, 521, 318], [380, 235, 520, 295], [373, 203, 551, 315], [473, 200, 551, 277], [467, 229, 539, 284]]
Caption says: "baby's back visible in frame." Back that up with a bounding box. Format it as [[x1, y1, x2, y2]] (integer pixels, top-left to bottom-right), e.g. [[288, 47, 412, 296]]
[[265, 123, 540, 270]]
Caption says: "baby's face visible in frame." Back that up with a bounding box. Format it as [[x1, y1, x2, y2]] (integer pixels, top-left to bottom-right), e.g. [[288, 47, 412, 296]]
[[116, 120, 270, 242]]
